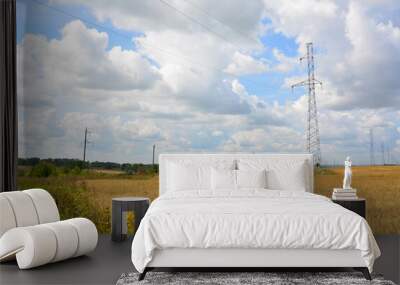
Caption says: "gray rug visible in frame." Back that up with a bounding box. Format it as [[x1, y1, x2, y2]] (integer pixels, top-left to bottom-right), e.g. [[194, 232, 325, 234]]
[[116, 272, 396, 285]]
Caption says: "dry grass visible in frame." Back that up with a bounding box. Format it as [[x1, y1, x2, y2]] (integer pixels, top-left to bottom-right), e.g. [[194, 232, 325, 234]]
[[314, 166, 400, 234], [84, 166, 400, 234], [18, 166, 399, 234], [90, 169, 125, 175], [84, 175, 159, 207], [82, 175, 159, 233]]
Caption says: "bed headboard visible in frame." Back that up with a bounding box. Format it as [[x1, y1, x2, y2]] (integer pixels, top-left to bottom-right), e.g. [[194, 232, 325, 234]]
[[159, 153, 314, 195]]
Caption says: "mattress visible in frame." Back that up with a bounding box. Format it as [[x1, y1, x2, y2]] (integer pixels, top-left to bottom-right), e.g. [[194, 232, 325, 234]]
[[131, 190, 380, 273]]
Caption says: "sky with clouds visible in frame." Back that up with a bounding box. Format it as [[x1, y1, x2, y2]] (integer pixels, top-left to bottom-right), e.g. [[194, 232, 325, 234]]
[[16, 0, 400, 165]]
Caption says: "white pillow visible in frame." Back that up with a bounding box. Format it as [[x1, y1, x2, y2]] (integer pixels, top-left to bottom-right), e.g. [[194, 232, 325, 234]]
[[211, 168, 236, 191], [267, 162, 306, 191], [238, 159, 308, 191], [167, 162, 211, 191], [237, 169, 267, 189]]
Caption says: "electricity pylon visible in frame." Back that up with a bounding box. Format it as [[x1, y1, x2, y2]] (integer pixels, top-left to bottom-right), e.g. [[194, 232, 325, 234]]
[[369, 128, 375, 165], [82, 128, 92, 164], [292, 42, 322, 165]]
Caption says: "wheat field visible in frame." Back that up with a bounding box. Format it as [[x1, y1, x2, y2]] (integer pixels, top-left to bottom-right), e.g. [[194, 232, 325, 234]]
[[83, 166, 400, 234], [17, 166, 400, 234], [84, 176, 159, 207], [314, 166, 400, 234]]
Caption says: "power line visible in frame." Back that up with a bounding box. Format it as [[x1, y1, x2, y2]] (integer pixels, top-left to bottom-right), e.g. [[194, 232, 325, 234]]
[[30, 1, 128, 40], [31, 0, 221, 72], [158, 0, 245, 52], [31, 0, 272, 90], [30, 0, 275, 95], [180, 0, 260, 46]]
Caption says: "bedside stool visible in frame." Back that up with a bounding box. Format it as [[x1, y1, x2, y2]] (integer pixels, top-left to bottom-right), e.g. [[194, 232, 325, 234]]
[[111, 197, 150, 242], [332, 198, 366, 218]]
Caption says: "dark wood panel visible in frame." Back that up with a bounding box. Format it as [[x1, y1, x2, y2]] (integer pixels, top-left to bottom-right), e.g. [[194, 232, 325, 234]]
[[332, 199, 366, 218]]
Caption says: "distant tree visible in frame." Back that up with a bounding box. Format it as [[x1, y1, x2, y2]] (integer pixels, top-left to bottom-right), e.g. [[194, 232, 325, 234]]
[[20, 157, 158, 176], [121, 163, 134, 174], [29, 161, 58, 177], [18, 157, 40, 166], [90, 161, 120, 170]]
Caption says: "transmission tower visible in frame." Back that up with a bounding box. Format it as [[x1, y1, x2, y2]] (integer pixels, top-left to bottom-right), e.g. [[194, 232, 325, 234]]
[[291, 42, 322, 165], [386, 145, 391, 165], [369, 128, 375, 165], [82, 128, 92, 164], [152, 144, 156, 166]]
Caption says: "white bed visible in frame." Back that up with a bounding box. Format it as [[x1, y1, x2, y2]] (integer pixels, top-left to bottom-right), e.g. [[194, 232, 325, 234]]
[[131, 153, 380, 280]]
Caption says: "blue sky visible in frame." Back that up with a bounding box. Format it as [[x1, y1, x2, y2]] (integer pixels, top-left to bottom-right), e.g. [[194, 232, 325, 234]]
[[17, 0, 141, 49], [16, 0, 302, 104], [16, 0, 400, 165]]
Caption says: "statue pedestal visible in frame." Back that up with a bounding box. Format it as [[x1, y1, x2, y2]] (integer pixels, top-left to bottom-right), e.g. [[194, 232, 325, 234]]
[[332, 188, 357, 200], [334, 188, 357, 192]]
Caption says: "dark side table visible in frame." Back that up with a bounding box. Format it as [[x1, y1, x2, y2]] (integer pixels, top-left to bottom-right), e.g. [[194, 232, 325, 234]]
[[332, 198, 366, 218], [112, 197, 150, 242]]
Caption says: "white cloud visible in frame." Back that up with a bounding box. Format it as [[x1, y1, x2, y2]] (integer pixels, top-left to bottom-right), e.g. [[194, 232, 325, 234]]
[[19, 20, 160, 95], [222, 126, 303, 152], [17, 1, 400, 164], [224, 51, 268, 76], [272, 48, 297, 72], [264, 0, 400, 110], [56, 0, 266, 49], [212, 130, 223, 137]]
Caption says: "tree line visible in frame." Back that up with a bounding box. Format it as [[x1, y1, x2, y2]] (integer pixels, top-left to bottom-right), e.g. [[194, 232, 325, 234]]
[[18, 158, 158, 177]]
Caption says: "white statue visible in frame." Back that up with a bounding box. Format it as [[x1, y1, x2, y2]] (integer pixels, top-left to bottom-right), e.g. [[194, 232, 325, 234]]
[[343, 156, 352, 189]]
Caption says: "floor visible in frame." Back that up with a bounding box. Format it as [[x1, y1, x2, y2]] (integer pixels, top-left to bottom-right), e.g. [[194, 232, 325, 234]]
[[0, 235, 399, 285], [0, 235, 133, 285]]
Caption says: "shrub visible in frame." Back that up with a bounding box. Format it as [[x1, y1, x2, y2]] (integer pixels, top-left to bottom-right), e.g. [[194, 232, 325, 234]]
[[17, 166, 28, 177], [29, 161, 58, 177], [70, 166, 82, 175], [17, 176, 108, 231]]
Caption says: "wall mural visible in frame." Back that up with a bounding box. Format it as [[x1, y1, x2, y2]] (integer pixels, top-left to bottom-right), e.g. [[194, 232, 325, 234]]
[[16, 0, 400, 234]]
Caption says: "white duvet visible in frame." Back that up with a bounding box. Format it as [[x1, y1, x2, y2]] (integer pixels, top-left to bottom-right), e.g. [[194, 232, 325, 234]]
[[131, 190, 380, 273]]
